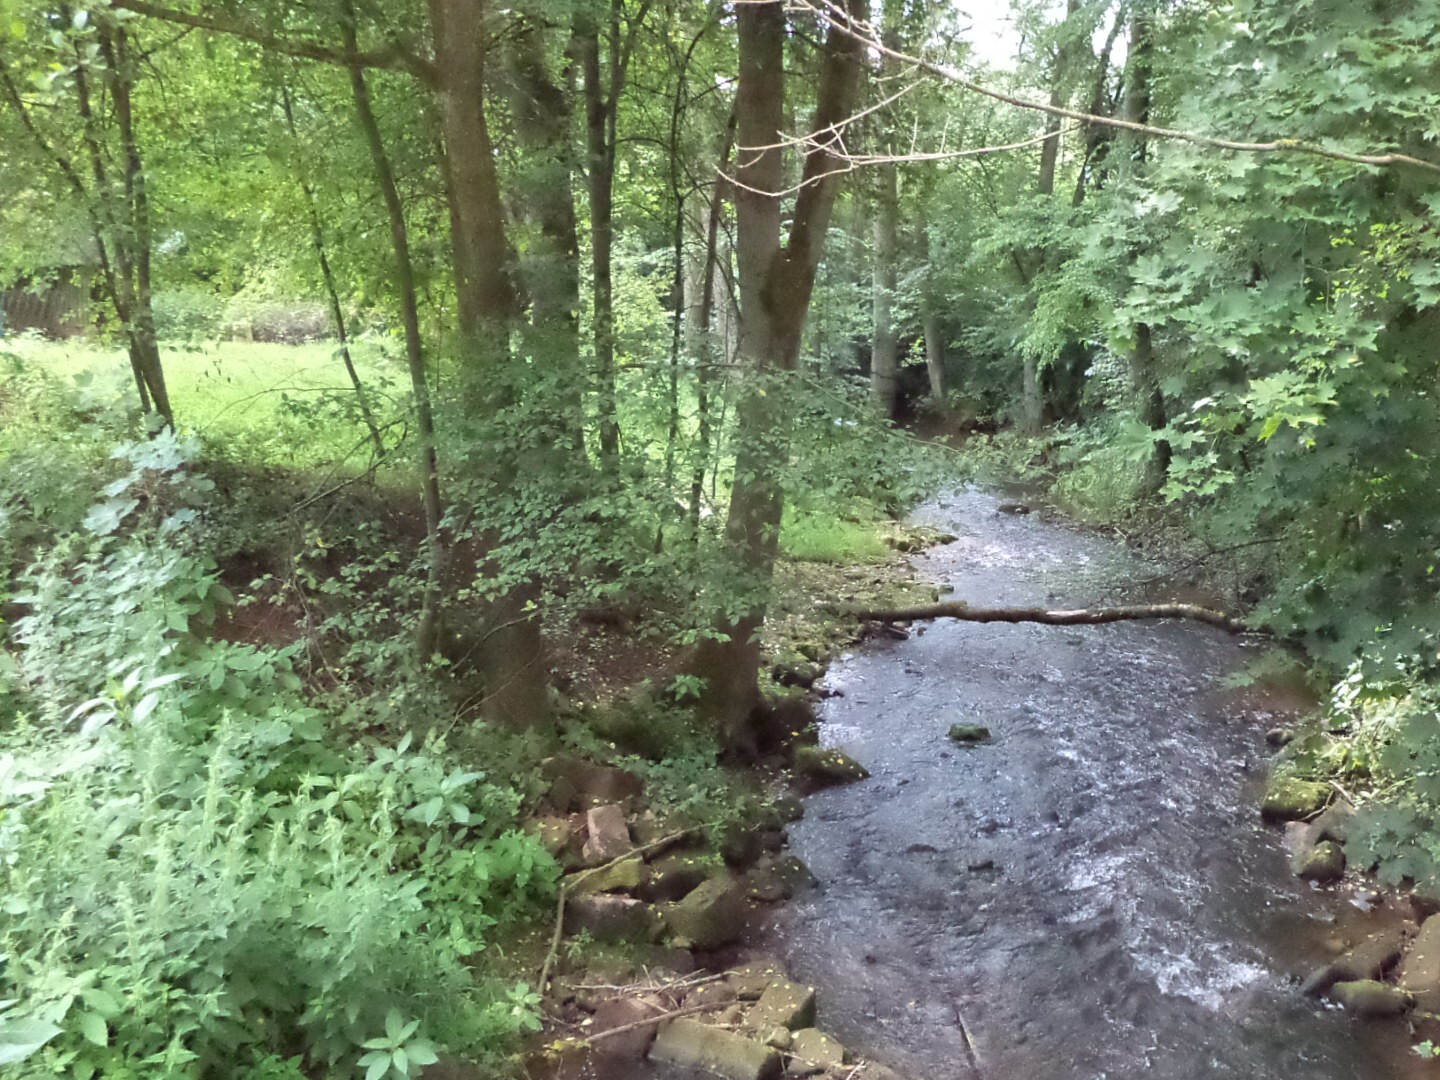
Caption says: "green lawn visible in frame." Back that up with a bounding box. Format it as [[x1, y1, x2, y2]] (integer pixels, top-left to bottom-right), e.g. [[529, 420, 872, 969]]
[[2, 336, 404, 469]]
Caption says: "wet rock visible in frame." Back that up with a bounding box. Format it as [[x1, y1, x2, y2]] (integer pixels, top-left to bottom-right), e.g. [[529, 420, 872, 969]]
[[569, 855, 648, 896], [746, 854, 817, 903], [948, 724, 991, 745], [543, 755, 644, 812], [787, 1029, 846, 1075], [1291, 840, 1346, 884], [1412, 879, 1440, 919], [662, 877, 748, 950], [1308, 802, 1354, 845], [1331, 980, 1412, 1018], [1301, 928, 1405, 996], [864, 1067, 903, 1080], [1260, 776, 1331, 822], [1399, 913, 1440, 1010], [686, 981, 739, 1010], [650, 1019, 782, 1080], [582, 804, 634, 866], [630, 809, 683, 856], [726, 957, 789, 1000], [564, 895, 664, 943], [590, 996, 665, 1059], [722, 822, 768, 870], [638, 851, 712, 904], [771, 797, 804, 824], [1266, 727, 1294, 747], [762, 1027, 792, 1051], [777, 662, 826, 690], [751, 979, 817, 1031], [997, 502, 1031, 515], [795, 746, 870, 785]]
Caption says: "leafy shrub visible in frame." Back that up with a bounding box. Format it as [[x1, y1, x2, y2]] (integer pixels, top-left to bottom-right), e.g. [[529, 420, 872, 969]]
[[151, 289, 226, 343], [0, 438, 556, 1078]]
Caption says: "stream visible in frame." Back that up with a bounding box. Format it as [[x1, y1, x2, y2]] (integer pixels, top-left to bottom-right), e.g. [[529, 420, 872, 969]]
[[762, 485, 1420, 1079]]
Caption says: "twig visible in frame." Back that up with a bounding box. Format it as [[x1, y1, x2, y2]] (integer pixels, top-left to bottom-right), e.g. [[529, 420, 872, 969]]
[[584, 1000, 730, 1043], [536, 825, 709, 998]]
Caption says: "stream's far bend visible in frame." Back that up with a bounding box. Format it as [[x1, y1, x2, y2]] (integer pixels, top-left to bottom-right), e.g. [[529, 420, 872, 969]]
[[767, 486, 1413, 1080]]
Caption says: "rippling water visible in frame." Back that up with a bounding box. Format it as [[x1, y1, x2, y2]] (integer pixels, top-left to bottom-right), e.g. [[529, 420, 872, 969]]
[[764, 487, 1419, 1080]]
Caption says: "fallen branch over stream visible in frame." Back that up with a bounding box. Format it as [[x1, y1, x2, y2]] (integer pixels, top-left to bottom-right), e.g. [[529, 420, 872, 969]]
[[849, 601, 1252, 634]]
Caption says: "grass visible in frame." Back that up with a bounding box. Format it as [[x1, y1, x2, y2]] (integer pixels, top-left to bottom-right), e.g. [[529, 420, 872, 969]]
[[779, 503, 893, 563], [2, 335, 405, 470]]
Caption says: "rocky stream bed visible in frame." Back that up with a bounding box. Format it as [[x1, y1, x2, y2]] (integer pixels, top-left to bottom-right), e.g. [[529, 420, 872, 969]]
[[528, 487, 1440, 1080]]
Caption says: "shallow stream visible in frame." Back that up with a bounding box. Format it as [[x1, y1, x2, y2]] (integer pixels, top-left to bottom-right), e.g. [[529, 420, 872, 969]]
[[763, 486, 1418, 1079]]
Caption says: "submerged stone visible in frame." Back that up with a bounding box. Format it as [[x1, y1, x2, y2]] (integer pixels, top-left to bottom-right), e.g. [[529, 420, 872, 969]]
[[948, 724, 992, 745], [1331, 980, 1412, 1018]]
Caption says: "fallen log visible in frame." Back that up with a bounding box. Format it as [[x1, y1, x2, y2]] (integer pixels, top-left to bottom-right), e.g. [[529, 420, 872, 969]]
[[849, 601, 1251, 634]]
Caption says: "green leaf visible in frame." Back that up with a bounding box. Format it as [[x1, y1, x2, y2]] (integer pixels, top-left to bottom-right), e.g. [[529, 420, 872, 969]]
[[77, 1010, 107, 1048], [0, 1016, 62, 1065], [406, 1040, 438, 1067]]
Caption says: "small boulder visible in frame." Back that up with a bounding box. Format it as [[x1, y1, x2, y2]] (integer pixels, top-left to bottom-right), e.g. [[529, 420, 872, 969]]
[[1266, 727, 1294, 747], [1331, 980, 1412, 1018], [746, 854, 817, 904], [762, 1027, 792, 1051], [722, 822, 768, 870], [543, 755, 644, 812], [751, 978, 817, 1031], [771, 797, 804, 823], [795, 746, 870, 786], [590, 996, 665, 1059], [582, 804, 633, 866], [663, 877, 748, 950], [639, 852, 713, 903], [1260, 776, 1331, 822], [1398, 913, 1440, 1010], [948, 724, 991, 745], [564, 895, 663, 943], [650, 1019, 782, 1080], [1291, 840, 1346, 884], [1301, 929, 1405, 997], [787, 1029, 846, 1076], [569, 855, 648, 897], [726, 957, 789, 1001]]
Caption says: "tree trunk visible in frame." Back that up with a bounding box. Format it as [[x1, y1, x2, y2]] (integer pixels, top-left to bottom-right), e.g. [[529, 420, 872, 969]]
[[870, 158, 900, 418], [341, 2, 444, 659], [577, 17, 621, 475], [428, 0, 549, 730], [687, 0, 866, 753], [1121, 1, 1169, 495], [922, 306, 946, 407]]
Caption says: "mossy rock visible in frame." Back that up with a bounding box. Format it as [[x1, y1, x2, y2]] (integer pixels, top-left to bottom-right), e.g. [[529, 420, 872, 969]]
[[1331, 980, 1412, 1018], [794, 745, 869, 785], [948, 724, 991, 745], [1260, 776, 1330, 822], [1290, 840, 1345, 884]]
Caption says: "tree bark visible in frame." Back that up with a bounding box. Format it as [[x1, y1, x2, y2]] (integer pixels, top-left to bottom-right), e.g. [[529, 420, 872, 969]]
[[428, 0, 549, 730], [850, 600, 1249, 634], [687, 0, 866, 753], [870, 159, 900, 418]]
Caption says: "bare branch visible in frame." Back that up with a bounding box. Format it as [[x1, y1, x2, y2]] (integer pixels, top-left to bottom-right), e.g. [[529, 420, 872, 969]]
[[109, 0, 438, 83], [780, 0, 1440, 176]]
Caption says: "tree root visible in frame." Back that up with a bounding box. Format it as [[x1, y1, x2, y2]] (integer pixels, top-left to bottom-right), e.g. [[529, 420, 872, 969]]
[[848, 601, 1252, 634]]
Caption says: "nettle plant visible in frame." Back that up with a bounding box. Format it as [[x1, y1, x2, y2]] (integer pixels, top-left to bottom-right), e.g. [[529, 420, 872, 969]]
[[0, 438, 555, 1078]]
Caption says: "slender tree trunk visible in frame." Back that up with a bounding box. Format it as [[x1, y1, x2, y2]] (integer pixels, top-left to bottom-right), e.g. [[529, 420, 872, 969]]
[[687, 0, 866, 752], [578, 18, 621, 475], [922, 306, 946, 407], [340, 2, 444, 658], [428, 0, 549, 730], [280, 82, 385, 458], [1121, 0, 1169, 495], [689, 113, 736, 539], [870, 159, 900, 418]]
